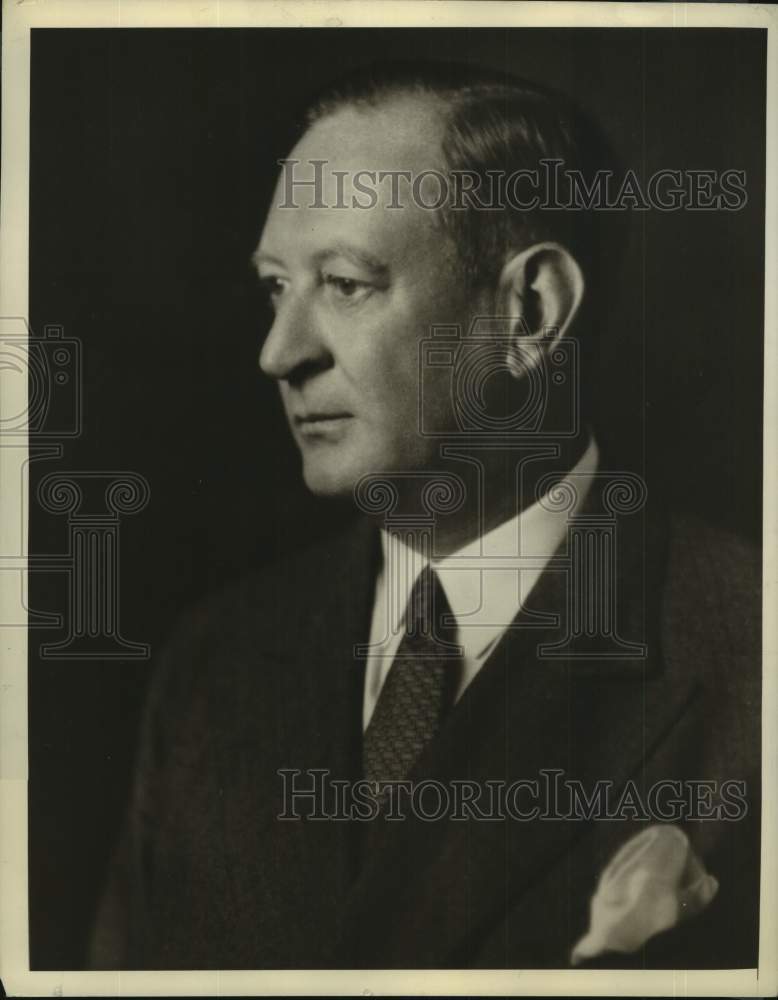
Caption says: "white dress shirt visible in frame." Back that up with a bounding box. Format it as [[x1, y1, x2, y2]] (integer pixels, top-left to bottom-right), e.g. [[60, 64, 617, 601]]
[[362, 436, 599, 730]]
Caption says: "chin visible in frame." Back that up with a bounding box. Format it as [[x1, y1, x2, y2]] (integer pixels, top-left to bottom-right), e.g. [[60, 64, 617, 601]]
[[300, 454, 362, 500], [297, 434, 432, 503]]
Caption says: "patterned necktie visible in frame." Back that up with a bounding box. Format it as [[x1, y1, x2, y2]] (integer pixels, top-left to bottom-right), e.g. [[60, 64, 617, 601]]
[[363, 564, 463, 791]]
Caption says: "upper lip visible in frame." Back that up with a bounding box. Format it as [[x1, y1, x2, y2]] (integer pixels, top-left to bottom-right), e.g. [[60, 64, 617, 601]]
[[294, 412, 352, 423]]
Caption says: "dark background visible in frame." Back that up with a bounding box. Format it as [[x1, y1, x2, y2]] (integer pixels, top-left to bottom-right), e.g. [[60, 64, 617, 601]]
[[28, 28, 765, 968]]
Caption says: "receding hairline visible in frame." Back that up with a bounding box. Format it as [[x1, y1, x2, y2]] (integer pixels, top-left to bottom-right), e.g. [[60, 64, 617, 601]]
[[293, 62, 602, 291], [298, 88, 450, 164], [302, 59, 566, 118]]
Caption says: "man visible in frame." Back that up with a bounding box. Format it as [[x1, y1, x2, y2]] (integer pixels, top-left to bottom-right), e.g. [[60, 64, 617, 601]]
[[91, 61, 761, 970]]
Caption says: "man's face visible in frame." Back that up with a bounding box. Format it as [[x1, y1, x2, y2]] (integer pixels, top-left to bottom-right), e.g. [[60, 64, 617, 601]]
[[254, 97, 481, 497]]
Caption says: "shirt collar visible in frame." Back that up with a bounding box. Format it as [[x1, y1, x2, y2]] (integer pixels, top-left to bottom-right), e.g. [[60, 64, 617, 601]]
[[379, 435, 600, 660]]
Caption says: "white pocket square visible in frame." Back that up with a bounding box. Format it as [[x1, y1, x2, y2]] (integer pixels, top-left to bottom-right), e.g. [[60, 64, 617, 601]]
[[570, 824, 719, 965]]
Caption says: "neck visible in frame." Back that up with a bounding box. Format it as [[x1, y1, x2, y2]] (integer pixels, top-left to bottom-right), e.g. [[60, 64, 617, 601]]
[[371, 433, 591, 559]]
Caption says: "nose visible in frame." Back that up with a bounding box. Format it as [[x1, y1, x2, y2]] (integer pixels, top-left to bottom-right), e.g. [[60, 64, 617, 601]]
[[258, 292, 330, 383]]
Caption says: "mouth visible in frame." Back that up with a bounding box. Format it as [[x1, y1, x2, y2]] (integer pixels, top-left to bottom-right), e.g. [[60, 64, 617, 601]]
[[293, 412, 353, 437]]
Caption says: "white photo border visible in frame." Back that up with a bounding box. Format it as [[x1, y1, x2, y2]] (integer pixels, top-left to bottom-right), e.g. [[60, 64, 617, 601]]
[[1, 2, 776, 996]]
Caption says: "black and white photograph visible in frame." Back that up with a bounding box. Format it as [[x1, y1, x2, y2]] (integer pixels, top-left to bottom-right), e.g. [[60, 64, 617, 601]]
[[0, 1, 775, 996]]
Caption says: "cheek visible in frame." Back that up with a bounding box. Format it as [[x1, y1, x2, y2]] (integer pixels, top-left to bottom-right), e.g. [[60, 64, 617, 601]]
[[345, 328, 421, 407], [424, 370, 457, 429], [337, 288, 468, 435]]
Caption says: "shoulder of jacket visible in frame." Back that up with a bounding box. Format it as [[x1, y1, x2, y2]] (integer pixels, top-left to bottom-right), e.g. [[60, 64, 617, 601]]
[[663, 511, 760, 615], [146, 517, 375, 700], [660, 510, 761, 711]]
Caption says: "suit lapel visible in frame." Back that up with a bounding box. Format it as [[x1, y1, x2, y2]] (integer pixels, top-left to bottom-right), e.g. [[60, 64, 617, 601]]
[[335, 485, 701, 967], [284, 515, 378, 778]]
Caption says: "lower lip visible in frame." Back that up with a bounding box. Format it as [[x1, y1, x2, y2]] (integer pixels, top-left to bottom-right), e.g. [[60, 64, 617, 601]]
[[296, 416, 353, 438]]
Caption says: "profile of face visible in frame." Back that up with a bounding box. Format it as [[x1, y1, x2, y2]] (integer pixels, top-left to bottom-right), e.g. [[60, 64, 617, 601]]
[[254, 96, 483, 498], [255, 93, 586, 499]]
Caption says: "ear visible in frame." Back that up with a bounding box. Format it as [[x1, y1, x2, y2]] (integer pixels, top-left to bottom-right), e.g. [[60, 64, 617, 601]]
[[497, 241, 585, 375]]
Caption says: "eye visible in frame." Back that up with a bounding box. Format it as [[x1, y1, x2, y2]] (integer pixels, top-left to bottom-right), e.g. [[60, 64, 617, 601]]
[[321, 272, 372, 303], [258, 275, 288, 306]]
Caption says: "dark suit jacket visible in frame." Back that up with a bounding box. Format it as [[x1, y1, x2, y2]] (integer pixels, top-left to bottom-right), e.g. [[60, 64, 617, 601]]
[[90, 486, 761, 970]]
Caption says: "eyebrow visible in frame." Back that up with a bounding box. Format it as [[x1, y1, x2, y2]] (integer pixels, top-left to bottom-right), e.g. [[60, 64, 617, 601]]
[[250, 243, 389, 279], [313, 243, 389, 278], [250, 249, 283, 273]]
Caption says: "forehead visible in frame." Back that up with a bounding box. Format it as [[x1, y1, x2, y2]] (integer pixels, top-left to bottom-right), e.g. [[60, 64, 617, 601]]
[[295, 95, 446, 175], [258, 96, 450, 263]]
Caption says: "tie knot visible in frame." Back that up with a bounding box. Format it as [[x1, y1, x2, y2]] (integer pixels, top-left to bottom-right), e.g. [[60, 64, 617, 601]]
[[402, 564, 459, 651]]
